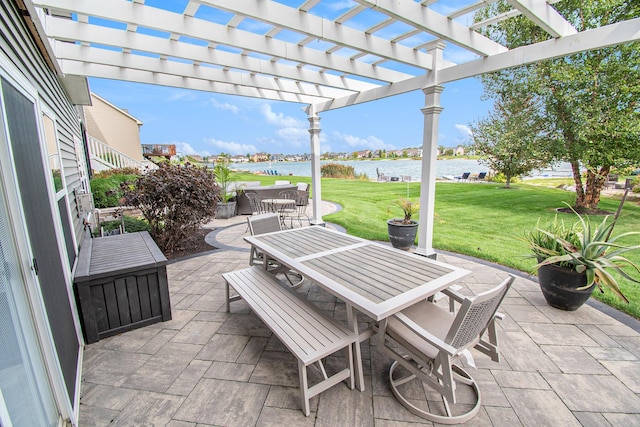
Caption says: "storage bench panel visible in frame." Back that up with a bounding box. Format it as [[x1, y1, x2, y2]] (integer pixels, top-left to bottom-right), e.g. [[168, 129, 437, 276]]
[[74, 232, 171, 344]]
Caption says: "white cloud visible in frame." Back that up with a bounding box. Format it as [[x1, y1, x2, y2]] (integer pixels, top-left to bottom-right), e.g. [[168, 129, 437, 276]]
[[206, 138, 257, 156], [332, 131, 393, 150], [455, 124, 472, 138], [260, 104, 305, 128], [327, 0, 356, 11], [210, 98, 239, 114], [174, 142, 199, 155]]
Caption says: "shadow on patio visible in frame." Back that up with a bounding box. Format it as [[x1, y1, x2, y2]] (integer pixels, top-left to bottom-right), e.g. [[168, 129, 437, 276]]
[[78, 212, 640, 426]]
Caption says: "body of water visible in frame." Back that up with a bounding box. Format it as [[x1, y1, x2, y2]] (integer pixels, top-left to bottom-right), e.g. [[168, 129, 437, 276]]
[[231, 159, 572, 180]]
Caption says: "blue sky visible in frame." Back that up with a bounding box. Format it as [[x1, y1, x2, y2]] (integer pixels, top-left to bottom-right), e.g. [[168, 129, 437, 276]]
[[85, 0, 491, 157], [89, 76, 490, 157]]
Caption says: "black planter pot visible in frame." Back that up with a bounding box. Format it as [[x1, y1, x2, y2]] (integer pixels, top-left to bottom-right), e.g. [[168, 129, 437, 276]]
[[537, 264, 596, 311], [387, 219, 418, 251]]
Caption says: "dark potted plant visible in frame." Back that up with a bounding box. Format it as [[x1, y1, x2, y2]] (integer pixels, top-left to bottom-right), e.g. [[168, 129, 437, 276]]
[[525, 209, 640, 310], [387, 197, 419, 251], [213, 162, 238, 219]]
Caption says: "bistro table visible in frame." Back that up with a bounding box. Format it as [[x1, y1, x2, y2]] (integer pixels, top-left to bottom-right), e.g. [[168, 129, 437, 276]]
[[260, 198, 296, 227], [244, 226, 470, 391]]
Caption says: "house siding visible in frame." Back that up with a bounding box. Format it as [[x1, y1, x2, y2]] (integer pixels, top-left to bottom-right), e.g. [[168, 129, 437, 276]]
[[84, 93, 144, 161]]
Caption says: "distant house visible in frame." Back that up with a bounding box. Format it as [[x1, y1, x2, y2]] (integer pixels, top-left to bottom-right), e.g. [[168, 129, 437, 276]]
[[454, 146, 465, 156], [252, 152, 269, 162], [83, 92, 150, 170]]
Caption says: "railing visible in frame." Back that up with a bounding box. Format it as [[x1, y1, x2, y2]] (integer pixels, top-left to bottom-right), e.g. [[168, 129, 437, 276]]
[[87, 136, 153, 172]]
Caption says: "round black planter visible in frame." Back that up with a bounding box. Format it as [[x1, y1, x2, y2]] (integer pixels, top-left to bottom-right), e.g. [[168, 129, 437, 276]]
[[537, 264, 595, 311], [387, 219, 418, 251]]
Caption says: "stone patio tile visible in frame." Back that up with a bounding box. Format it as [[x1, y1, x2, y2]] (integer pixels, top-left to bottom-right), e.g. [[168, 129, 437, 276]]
[[186, 292, 228, 312], [256, 406, 316, 426], [315, 376, 374, 427], [173, 378, 269, 426], [77, 404, 121, 427], [517, 290, 549, 307], [500, 304, 550, 323], [101, 327, 159, 352], [112, 390, 184, 425], [372, 395, 430, 424], [250, 350, 299, 388], [603, 413, 640, 426], [166, 359, 212, 396], [156, 309, 198, 330], [543, 373, 640, 412], [584, 346, 637, 361], [373, 419, 432, 426], [137, 329, 178, 354], [170, 320, 222, 345], [599, 323, 640, 337], [491, 370, 550, 390], [203, 360, 255, 381], [484, 406, 523, 427], [80, 384, 139, 410], [540, 345, 608, 374], [600, 360, 640, 393], [82, 349, 151, 387], [503, 389, 580, 426], [192, 310, 229, 322], [499, 331, 560, 373], [574, 412, 613, 427], [122, 355, 191, 392], [197, 333, 251, 362], [537, 304, 619, 325], [166, 421, 196, 427], [218, 313, 273, 337], [579, 325, 624, 348], [264, 385, 318, 413], [614, 335, 640, 355], [520, 322, 598, 346], [174, 294, 202, 309], [237, 336, 270, 364]]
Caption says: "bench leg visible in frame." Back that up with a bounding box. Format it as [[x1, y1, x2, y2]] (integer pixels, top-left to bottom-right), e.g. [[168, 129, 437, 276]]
[[347, 304, 365, 391], [299, 360, 311, 416]]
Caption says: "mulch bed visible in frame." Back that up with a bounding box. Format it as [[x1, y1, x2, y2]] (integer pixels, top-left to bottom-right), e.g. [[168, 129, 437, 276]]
[[163, 227, 217, 260]]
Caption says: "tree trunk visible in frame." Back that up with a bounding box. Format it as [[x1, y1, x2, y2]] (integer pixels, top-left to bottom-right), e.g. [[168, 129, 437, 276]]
[[570, 160, 585, 206], [505, 174, 511, 188], [574, 165, 609, 210]]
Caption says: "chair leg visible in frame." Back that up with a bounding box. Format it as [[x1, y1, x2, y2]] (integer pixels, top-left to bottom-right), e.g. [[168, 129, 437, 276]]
[[299, 360, 311, 416]]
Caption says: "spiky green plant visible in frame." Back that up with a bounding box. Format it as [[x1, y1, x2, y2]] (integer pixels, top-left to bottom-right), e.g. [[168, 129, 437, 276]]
[[525, 208, 640, 303]]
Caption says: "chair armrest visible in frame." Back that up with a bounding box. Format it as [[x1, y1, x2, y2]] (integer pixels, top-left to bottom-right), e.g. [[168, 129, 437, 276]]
[[393, 312, 457, 356], [441, 287, 466, 303]]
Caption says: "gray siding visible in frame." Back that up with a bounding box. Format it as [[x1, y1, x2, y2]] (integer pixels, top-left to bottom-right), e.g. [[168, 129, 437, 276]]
[[1, 0, 86, 246]]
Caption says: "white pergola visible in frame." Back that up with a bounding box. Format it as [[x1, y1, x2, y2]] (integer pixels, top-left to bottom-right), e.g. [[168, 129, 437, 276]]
[[26, 0, 640, 256]]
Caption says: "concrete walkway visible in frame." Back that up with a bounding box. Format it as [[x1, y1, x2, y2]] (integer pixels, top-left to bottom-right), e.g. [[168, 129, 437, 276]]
[[78, 205, 640, 426]]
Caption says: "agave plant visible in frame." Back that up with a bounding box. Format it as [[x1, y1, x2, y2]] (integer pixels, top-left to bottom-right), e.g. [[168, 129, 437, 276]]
[[525, 209, 640, 303]]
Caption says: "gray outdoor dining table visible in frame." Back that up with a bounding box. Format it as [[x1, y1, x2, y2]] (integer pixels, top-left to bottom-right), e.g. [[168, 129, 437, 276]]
[[244, 225, 470, 391]]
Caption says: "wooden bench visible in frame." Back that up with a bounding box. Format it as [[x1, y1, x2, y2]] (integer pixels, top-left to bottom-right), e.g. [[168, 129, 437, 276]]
[[223, 266, 356, 416]]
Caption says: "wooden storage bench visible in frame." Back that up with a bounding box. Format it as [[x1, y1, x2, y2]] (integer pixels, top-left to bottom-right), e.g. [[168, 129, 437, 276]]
[[73, 231, 171, 344], [223, 266, 356, 416]]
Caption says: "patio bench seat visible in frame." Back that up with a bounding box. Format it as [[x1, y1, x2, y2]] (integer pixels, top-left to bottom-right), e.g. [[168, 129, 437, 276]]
[[223, 266, 356, 416]]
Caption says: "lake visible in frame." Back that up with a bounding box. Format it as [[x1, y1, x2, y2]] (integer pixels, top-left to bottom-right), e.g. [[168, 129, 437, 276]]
[[230, 159, 572, 180]]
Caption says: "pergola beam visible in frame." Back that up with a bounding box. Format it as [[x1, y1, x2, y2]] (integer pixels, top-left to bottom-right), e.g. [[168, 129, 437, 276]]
[[313, 17, 640, 112], [505, 0, 577, 37], [202, 0, 439, 70], [36, 0, 411, 84], [355, 0, 508, 56], [46, 20, 379, 95], [55, 43, 352, 100]]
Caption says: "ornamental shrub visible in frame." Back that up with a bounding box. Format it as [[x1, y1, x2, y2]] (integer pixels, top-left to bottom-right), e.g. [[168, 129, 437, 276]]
[[321, 163, 357, 178], [121, 163, 219, 253], [90, 172, 140, 208]]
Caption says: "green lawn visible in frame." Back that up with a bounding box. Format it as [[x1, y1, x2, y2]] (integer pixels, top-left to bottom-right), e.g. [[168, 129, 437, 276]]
[[236, 173, 640, 319]]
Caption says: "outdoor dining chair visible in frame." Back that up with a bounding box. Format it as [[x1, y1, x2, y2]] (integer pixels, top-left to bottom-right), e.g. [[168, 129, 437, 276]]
[[379, 274, 515, 424], [276, 189, 299, 228], [247, 213, 304, 288]]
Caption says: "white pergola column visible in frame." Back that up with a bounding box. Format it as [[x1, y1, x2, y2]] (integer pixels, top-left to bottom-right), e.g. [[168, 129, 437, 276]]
[[415, 84, 444, 258], [308, 107, 324, 226]]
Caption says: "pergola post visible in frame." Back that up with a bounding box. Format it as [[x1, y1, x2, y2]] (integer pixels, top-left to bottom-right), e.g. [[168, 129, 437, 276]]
[[308, 107, 324, 226], [415, 43, 445, 258]]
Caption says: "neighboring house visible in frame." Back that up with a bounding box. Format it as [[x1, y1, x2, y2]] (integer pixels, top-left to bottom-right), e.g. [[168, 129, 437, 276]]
[[1, 2, 90, 425], [82, 92, 153, 171], [454, 146, 465, 156]]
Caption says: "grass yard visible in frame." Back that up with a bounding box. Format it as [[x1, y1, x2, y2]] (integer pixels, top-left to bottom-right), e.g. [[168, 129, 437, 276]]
[[236, 173, 640, 318]]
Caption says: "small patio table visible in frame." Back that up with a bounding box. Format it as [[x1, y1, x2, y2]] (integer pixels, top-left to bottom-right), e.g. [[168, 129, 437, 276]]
[[244, 226, 470, 391], [260, 198, 296, 227]]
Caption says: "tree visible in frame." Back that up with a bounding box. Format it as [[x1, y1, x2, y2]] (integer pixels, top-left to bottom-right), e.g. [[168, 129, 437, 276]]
[[470, 89, 552, 188], [475, 0, 640, 210]]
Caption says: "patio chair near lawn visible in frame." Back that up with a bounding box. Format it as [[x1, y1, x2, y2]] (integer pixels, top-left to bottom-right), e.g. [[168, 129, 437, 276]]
[[246, 213, 304, 288], [380, 274, 515, 424], [454, 172, 470, 182], [471, 172, 487, 182]]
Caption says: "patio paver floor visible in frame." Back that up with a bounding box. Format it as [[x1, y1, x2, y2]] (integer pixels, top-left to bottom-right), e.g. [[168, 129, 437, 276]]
[[79, 209, 640, 426]]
